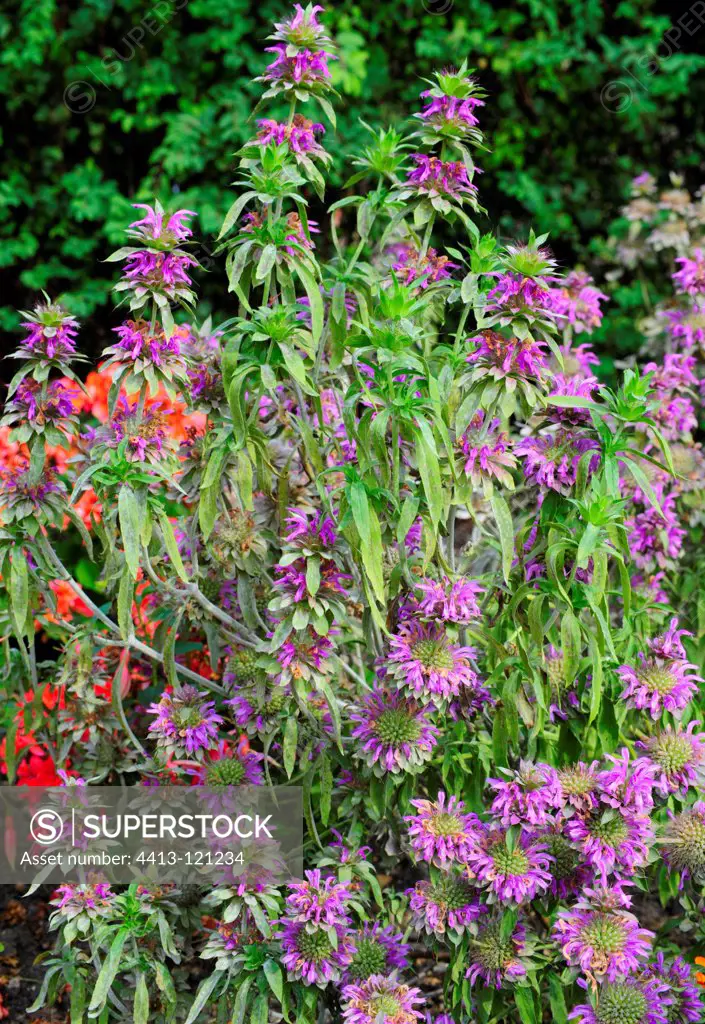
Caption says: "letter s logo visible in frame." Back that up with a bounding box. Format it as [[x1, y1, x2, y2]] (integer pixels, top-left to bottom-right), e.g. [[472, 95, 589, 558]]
[[30, 809, 64, 845]]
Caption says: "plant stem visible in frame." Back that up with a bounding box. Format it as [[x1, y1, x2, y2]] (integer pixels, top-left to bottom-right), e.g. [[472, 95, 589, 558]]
[[446, 504, 457, 573], [419, 211, 436, 260]]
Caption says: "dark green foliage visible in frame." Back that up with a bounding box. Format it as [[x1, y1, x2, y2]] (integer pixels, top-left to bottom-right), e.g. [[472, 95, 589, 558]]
[[2, 0, 704, 339]]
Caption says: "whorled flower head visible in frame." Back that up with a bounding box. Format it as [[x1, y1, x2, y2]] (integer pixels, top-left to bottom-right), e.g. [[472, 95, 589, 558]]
[[488, 761, 563, 827], [465, 917, 528, 989], [187, 740, 265, 787], [568, 976, 670, 1024], [341, 974, 425, 1024], [466, 329, 547, 381], [597, 749, 656, 815], [673, 249, 705, 296], [405, 791, 480, 867], [541, 826, 591, 898], [516, 428, 600, 495], [553, 884, 654, 982], [256, 114, 326, 157], [405, 154, 478, 200], [51, 882, 116, 921], [270, 4, 332, 50], [0, 468, 65, 526], [3, 379, 76, 431], [557, 762, 601, 815], [407, 873, 486, 937], [547, 373, 599, 425], [279, 918, 355, 986], [617, 625, 702, 720], [564, 809, 653, 883], [391, 245, 457, 289], [263, 45, 334, 88], [661, 802, 705, 882], [485, 272, 558, 321], [104, 320, 188, 378], [16, 300, 79, 363], [626, 495, 686, 572], [551, 270, 608, 334], [465, 825, 553, 905], [147, 685, 223, 760], [413, 575, 484, 624], [349, 687, 439, 776], [661, 305, 705, 354], [284, 507, 337, 550], [643, 954, 703, 1024], [285, 869, 352, 927], [387, 621, 481, 706], [458, 410, 517, 488], [636, 723, 705, 796], [344, 923, 410, 983]]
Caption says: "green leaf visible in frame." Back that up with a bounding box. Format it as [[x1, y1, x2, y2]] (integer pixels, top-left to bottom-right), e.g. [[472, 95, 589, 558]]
[[117, 566, 134, 640], [184, 971, 225, 1024], [133, 973, 150, 1024], [548, 975, 568, 1024], [283, 717, 298, 778], [219, 191, 258, 239], [319, 753, 333, 826], [118, 486, 142, 579], [9, 551, 29, 638], [293, 261, 323, 343], [514, 986, 538, 1024], [560, 610, 581, 685], [490, 491, 514, 584], [88, 928, 129, 1014], [415, 424, 442, 528], [263, 960, 284, 1002], [155, 508, 188, 582], [349, 483, 385, 603]]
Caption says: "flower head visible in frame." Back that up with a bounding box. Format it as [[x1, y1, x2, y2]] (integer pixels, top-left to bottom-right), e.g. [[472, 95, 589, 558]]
[[405, 154, 478, 201], [392, 245, 457, 288], [466, 917, 528, 988], [256, 115, 326, 157], [285, 869, 352, 927], [279, 918, 355, 986], [408, 873, 485, 937], [458, 411, 517, 488], [147, 686, 222, 760], [128, 204, 195, 245], [345, 923, 410, 982], [17, 301, 79, 364], [405, 791, 480, 867], [341, 974, 425, 1024], [465, 825, 553, 905], [413, 576, 484, 624], [350, 687, 439, 776], [643, 954, 703, 1024], [516, 428, 600, 494], [673, 250, 705, 296], [564, 810, 653, 883], [636, 723, 705, 796], [467, 329, 547, 381], [618, 623, 702, 720], [387, 621, 481, 706], [625, 496, 686, 571], [568, 977, 670, 1024], [489, 760, 562, 827], [662, 803, 705, 882], [552, 270, 608, 334]]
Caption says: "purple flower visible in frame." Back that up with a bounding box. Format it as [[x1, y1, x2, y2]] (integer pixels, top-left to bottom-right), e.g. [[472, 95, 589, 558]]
[[635, 722, 705, 796], [256, 114, 326, 156], [597, 748, 656, 815], [405, 154, 478, 200], [673, 249, 705, 295], [109, 320, 186, 370], [465, 917, 528, 988], [618, 622, 702, 720], [51, 883, 115, 921], [643, 955, 703, 1023], [644, 353, 698, 393], [564, 809, 653, 883], [345, 923, 410, 982], [147, 685, 223, 760], [654, 395, 698, 441], [488, 761, 562, 827], [413, 575, 484, 624], [285, 869, 352, 927], [418, 92, 483, 130], [276, 630, 335, 681], [568, 977, 670, 1024], [387, 621, 481, 705], [274, 558, 350, 603], [350, 687, 439, 775], [625, 494, 686, 570], [284, 507, 337, 549], [17, 301, 79, 362], [263, 45, 333, 86], [557, 762, 601, 815], [128, 204, 195, 244], [121, 249, 197, 294], [547, 373, 599, 424], [459, 411, 517, 488], [465, 825, 552, 905], [392, 245, 457, 288], [516, 428, 600, 494], [341, 974, 425, 1024], [485, 273, 558, 319], [407, 874, 486, 937], [561, 341, 600, 376], [661, 802, 705, 882], [405, 791, 480, 867], [466, 329, 547, 380], [5, 379, 76, 427], [551, 270, 608, 334], [279, 918, 355, 986], [661, 305, 705, 353], [553, 884, 654, 982]]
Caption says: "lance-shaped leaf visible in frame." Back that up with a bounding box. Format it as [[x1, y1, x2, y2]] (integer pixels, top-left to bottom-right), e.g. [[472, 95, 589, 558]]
[[349, 483, 385, 603], [118, 486, 142, 579]]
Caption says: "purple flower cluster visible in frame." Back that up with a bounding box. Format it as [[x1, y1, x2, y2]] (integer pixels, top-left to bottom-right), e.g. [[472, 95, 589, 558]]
[[551, 270, 608, 334], [405, 154, 478, 200], [350, 687, 439, 775], [459, 411, 517, 487], [17, 301, 79, 363], [257, 114, 326, 156], [405, 792, 480, 867], [391, 245, 457, 288], [673, 248, 705, 295], [147, 685, 223, 760], [466, 329, 547, 381], [516, 428, 600, 495], [618, 619, 703, 720], [387, 620, 482, 705]]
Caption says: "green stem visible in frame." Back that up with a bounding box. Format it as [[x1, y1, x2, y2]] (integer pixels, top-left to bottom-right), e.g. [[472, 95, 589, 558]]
[[419, 211, 436, 260], [446, 504, 457, 573]]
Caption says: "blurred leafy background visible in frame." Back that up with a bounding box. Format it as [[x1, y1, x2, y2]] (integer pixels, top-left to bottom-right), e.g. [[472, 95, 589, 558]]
[[2, 0, 705, 361]]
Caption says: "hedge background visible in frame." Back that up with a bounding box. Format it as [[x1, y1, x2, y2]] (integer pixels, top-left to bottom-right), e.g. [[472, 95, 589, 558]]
[[2, 0, 705, 361]]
